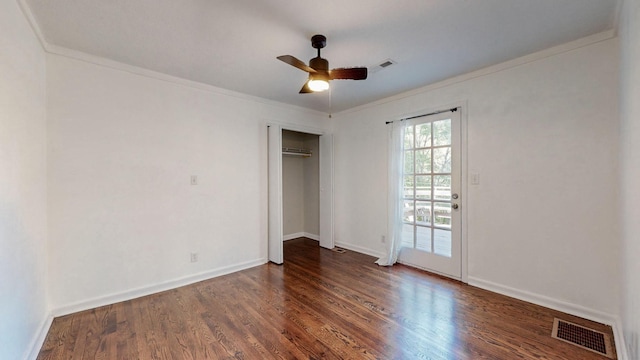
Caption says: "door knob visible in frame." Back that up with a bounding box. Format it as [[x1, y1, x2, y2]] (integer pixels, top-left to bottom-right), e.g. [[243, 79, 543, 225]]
[[452, 193, 459, 199], [452, 204, 459, 210]]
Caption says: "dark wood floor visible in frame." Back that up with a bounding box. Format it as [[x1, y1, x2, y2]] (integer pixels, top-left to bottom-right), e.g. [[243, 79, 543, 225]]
[[38, 238, 616, 359]]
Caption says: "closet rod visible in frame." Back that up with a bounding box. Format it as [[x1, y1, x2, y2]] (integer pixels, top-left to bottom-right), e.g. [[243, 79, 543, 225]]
[[385, 107, 458, 124]]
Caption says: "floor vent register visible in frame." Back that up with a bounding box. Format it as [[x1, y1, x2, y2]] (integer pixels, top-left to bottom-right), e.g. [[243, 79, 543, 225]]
[[551, 318, 614, 358]]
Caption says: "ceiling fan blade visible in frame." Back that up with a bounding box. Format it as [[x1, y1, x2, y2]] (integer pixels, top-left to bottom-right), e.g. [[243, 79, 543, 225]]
[[330, 67, 368, 80], [299, 82, 313, 94], [277, 55, 316, 73]]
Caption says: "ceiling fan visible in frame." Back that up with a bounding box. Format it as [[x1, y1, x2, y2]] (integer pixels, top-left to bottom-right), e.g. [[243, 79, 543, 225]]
[[277, 34, 368, 94]]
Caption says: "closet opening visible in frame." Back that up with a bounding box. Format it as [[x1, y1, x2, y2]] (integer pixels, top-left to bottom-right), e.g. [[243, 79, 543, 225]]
[[282, 130, 320, 259], [267, 124, 333, 264]]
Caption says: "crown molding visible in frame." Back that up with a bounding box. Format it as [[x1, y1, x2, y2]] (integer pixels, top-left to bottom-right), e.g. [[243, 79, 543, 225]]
[[15, 0, 327, 117], [336, 29, 617, 116]]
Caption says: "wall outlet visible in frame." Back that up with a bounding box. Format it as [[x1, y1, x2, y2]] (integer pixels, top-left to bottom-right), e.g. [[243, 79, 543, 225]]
[[190, 252, 198, 263], [190, 175, 198, 185]]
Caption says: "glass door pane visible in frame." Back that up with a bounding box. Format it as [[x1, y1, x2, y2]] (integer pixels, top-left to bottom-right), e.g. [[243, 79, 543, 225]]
[[398, 109, 461, 279]]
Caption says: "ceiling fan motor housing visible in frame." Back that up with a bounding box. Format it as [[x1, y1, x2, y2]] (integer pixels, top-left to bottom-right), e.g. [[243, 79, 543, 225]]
[[309, 57, 329, 72], [310, 34, 329, 73]]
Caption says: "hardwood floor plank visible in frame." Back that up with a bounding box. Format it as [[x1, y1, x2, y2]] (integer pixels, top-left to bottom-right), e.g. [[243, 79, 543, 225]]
[[221, 271, 346, 359], [38, 238, 617, 359], [36, 313, 79, 360], [114, 300, 139, 360], [198, 283, 281, 359]]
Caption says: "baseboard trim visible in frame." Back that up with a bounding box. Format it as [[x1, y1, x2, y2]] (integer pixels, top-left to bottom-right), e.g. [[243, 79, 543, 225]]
[[25, 314, 54, 360], [51, 258, 267, 317], [283, 232, 319, 241], [335, 241, 384, 259], [468, 276, 632, 358], [468, 276, 616, 325], [612, 316, 629, 360], [29, 261, 630, 360], [303, 232, 320, 241], [283, 232, 304, 241]]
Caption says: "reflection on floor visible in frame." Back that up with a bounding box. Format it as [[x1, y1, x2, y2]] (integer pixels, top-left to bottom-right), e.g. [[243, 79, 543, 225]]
[[38, 237, 616, 359]]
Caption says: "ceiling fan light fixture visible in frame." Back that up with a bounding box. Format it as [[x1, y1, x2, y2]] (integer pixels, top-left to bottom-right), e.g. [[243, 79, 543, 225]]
[[308, 79, 329, 92], [308, 73, 330, 92], [277, 34, 367, 94]]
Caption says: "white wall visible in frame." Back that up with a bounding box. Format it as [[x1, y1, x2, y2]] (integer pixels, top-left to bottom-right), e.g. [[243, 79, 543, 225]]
[[282, 131, 305, 236], [303, 135, 319, 235], [619, 0, 640, 357], [333, 37, 620, 320], [283, 163, 305, 235], [0, 1, 48, 359], [46, 54, 328, 311]]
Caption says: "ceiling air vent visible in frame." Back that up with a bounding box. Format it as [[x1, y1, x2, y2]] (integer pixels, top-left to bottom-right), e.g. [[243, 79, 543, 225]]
[[551, 318, 615, 358], [369, 59, 396, 74]]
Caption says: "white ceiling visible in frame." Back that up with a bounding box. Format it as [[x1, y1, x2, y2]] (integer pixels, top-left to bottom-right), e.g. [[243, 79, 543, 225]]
[[25, 0, 618, 113]]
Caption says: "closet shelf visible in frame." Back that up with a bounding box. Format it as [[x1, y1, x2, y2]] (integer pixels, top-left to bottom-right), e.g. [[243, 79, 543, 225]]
[[282, 147, 312, 157]]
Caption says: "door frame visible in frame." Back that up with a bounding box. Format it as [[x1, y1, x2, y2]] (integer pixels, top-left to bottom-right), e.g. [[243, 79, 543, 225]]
[[267, 122, 334, 264], [394, 101, 468, 283]]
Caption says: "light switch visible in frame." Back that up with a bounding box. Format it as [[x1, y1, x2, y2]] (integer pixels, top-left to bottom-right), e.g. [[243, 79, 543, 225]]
[[470, 172, 480, 185], [190, 175, 198, 185]]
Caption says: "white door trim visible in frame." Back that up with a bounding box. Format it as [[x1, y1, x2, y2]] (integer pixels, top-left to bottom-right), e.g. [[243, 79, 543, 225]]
[[319, 133, 334, 249], [267, 123, 335, 263], [459, 102, 469, 283], [267, 125, 283, 264]]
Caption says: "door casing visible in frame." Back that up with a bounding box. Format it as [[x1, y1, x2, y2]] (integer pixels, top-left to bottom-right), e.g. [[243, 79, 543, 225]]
[[267, 124, 334, 264], [396, 103, 468, 282]]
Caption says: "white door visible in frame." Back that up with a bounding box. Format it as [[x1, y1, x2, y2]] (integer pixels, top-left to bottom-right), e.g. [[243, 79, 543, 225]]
[[319, 134, 334, 249], [398, 110, 462, 279], [267, 125, 283, 264]]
